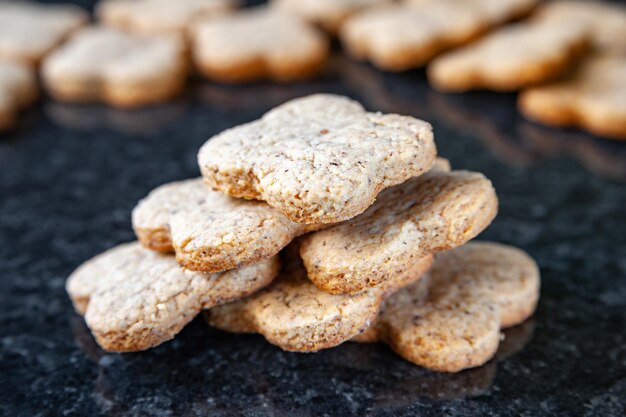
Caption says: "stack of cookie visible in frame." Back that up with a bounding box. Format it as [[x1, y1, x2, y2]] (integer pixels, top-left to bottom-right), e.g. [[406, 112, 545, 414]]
[[67, 94, 539, 373]]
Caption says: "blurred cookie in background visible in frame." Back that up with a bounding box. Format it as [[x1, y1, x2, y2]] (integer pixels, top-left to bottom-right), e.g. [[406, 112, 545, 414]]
[[0, 59, 38, 132], [272, 0, 392, 35], [191, 7, 329, 83], [428, 20, 588, 92], [0, 0, 87, 66], [96, 0, 237, 38], [41, 26, 188, 108], [340, 0, 539, 71], [534, 0, 626, 55], [518, 54, 626, 141]]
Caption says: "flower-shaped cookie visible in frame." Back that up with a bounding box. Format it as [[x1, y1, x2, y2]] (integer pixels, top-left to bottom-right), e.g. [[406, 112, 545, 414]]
[[353, 242, 540, 372], [191, 7, 329, 82], [198, 94, 436, 224], [66, 242, 280, 352], [519, 54, 626, 141], [0, 0, 87, 65], [299, 165, 498, 294], [207, 248, 433, 352], [42, 26, 187, 108], [132, 178, 323, 271], [428, 21, 588, 92], [341, 0, 538, 71], [97, 0, 237, 36]]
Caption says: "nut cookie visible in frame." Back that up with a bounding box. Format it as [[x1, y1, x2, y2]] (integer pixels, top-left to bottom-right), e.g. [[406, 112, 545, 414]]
[[66, 242, 280, 352], [299, 166, 498, 294], [0, 1, 87, 66], [198, 94, 436, 224], [428, 21, 588, 92], [206, 251, 433, 352], [191, 7, 329, 82], [97, 0, 237, 37], [352, 242, 540, 372], [41, 27, 187, 108], [535, 0, 626, 55], [518, 54, 626, 140], [340, 0, 538, 71], [271, 0, 391, 35], [132, 178, 323, 272], [0, 60, 38, 131]]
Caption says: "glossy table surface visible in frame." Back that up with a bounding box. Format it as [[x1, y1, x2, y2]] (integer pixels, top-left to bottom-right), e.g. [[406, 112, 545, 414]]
[[2, 3, 626, 416]]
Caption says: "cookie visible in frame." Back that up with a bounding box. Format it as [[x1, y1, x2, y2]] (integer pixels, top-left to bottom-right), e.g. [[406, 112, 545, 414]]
[[97, 0, 237, 37], [340, 0, 538, 71], [299, 164, 498, 294], [198, 94, 436, 224], [206, 250, 433, 352], [271, 0, 391, 35], [41, 26, 187, 108], [428, 21, 588, 92], [0, 1, 87, 66], [0, 59, 38, 131], [191, 7, 329, 82], [518, 54, 626, 140], [353, 242, 540, 372], [66, 242, 280, 352], [132, 178, 323, 272], [535, 0, 626, 55]]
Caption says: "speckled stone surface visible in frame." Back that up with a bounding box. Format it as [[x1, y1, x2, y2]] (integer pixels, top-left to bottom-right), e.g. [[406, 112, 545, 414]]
[[1, 2, 626, 416]]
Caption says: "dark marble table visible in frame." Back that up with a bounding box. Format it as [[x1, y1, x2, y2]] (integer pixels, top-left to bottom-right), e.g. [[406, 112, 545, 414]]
[[2, 2, 626, 416]]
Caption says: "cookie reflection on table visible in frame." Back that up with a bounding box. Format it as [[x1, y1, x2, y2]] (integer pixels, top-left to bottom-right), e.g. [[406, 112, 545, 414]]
[[83, 317, 535, 416], [46, 101, 186, 137], [519, 121, 626, 182], [427, 91, 538, 167], [338, 57, 431, 120], [196, 78, 337, 113]]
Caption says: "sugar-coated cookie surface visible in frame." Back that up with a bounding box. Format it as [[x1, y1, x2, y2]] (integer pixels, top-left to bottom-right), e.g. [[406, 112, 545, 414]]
[[198, 94, 436, 224], [271, 0, 391, 34], [518, 54, 626, 140], [0, 1, 87, 65], [132, 178, 323, 272], [299, 165, 498, 294], [206, 249, 433, 352], [191, 7, 329, 82], [340, 0, 538, 71], [0, 60, 38, 130], [535, 0, 626, 55], [353, 242, 540, 372], [66, 242, 280, 352], [97, 0, 237, 36], [428, 21, 588, 92], [41, 27, 187, 108]]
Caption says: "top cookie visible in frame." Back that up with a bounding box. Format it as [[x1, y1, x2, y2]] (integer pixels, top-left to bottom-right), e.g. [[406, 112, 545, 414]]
[[535, 0, 626, 55], [340, 0, 538, 71], [271, 0, 391, 35], [0, 1, 87, 66], [97, 0, 237, 37], [198, 94, 436, 224]]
